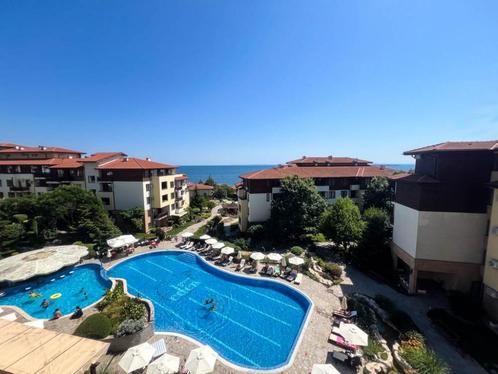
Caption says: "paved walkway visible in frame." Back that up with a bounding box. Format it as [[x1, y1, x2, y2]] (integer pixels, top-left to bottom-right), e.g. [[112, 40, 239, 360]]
[[178, 204, 222, 236], [340, 266, 487, 374]]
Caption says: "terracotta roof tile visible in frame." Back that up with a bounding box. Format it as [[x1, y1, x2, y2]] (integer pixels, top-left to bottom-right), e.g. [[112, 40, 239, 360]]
[[287, 156, 371, 166], [49, 159, 84, 169], [97, 157, 176, 170], [404, 140, 498, 155], [188, 183, 214, 190], [0, 145, 83, 154], [240, 165, 398, 180], [80, 152, 126, 162], [0, 159, 61, 166], [175, 174, 187, 181]]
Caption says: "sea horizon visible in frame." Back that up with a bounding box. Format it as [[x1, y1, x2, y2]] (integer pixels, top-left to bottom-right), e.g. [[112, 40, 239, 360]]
[[178, 163, 414, 185]]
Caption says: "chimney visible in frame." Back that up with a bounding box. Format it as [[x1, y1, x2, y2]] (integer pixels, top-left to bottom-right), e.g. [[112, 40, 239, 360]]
[[328, 155, 333, 159], [15, 145, 19, 150], [124, 157, 129, 162], [146, 157, 151, 161], [38, 145, 47, 150]]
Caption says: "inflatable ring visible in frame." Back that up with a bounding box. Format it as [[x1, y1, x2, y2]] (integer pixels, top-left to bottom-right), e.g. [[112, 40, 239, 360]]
[[50, 293, 62, 300]]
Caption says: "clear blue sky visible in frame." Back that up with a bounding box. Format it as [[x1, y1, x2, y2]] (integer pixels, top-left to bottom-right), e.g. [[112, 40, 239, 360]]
[[1, 1, 497, 165]]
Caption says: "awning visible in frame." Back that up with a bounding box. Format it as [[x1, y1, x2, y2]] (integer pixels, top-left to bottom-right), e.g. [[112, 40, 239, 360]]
[[107, 235, 138, 249]]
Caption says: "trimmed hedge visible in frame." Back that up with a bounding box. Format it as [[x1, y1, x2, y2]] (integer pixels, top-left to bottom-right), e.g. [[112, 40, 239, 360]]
[[74, 313, 112, 339]]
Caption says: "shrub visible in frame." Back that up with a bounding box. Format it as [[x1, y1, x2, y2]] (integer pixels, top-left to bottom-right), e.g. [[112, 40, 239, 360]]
[[322, 262, 342, 279], [115, 319, 146, 337], [308, 232, 326, 242], [97, 284, 125, 311], [363, 339, 385, 360], [232, 237, 250, 250], [122, 299, 146, 320], [74, 313, 112, 339], [401, 346, 450, 374], [247, 224, 264, 240], [290, 246, 304, 256]]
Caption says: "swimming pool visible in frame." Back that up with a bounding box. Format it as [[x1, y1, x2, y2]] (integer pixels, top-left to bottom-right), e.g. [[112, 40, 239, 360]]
[[107, 251, 313, 371], [0, 264, 111, 319]]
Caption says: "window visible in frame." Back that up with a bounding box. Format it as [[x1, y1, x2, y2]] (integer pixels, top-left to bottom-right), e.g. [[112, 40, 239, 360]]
[[350, 190, 357, 198], [146, 197, 151, 204], [101, 197, 110, 205], [341, 190, 349, 198], [162, 194, 168, 202], [0, 192, 3, 199], [170, 192, 174, 199], [170, 181, 174, 188], [88, 175, 96, 183], [57, 169, 64, 177], [145, 183, 151, 191], [171, 203, 176, 210], [6, 179, 13, 187], [266, 193, 271, 202], [161, 181, 167, 189]]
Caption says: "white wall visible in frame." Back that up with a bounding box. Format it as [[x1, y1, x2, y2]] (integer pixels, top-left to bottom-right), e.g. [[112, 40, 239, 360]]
[[393, 202, 488, 264], [393, 203, 420, 258], [248, 192, 272, 222], [417, 210, 487, 263], [113, 181, 146, 210]]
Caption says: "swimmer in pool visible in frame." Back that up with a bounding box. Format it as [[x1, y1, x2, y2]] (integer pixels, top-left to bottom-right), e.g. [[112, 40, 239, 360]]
[[209, 302, 217, 312], [41, 299, 49, 308], [28, 291, 41, 298], [204, 298, 214, 305], [83, 291, 88, 299]]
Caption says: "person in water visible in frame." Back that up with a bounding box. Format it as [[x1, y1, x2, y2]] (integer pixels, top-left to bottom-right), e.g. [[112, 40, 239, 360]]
[[204, 298, 214, 305], [71, 306, 83, 319], [41, 299, 49, 308], [83, 291, 88, 300], [53, 308, 62, 320], [28, 291, 41, 298], [209, 302, 217, 312]]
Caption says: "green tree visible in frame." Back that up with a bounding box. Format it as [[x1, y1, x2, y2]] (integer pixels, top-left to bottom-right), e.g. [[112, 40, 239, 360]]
[[205, 176, 216, 186], [363, 177, 394, 212], [352, 207, 392, 271], [321, 197, 364, 250], [212, 184, 235, 200], [270, 176, 327, 240], [0, 222, 24, 244], [115, 208, 145, 233]]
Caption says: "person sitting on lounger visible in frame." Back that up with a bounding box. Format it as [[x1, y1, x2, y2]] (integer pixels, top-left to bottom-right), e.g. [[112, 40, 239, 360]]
[[71, 306, 83, 319]]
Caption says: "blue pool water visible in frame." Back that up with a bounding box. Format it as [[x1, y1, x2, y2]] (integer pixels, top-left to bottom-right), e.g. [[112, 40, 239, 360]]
[[0, 264, 111, 319], [107, 251, 312, 370]]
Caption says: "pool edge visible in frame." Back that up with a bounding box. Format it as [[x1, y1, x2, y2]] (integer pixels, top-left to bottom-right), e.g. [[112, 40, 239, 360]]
[[107, 249, 315, 373]]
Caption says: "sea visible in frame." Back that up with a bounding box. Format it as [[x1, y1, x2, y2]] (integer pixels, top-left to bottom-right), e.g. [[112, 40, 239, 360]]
[[178, 164, 414, 185]]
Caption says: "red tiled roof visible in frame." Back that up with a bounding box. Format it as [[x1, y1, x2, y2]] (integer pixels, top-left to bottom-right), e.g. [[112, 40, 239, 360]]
[[80, 152, 126, 162], [175, 174, 188, 181], [287, 156, 371, 165], [0, 145, 83, 154], [188, 183, 214, 190], [240, 165, 398, 180], [404, 140, 498, 155], [0, 159, 60, 166], [0, 143, 23, 148], [97, 157, 176, 170], [49, 158, 84, 169]]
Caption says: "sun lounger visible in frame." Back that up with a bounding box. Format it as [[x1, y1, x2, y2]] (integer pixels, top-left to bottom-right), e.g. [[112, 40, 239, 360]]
[[286, 270, 298, 282], [259, 265, 268, 275], [333, 310, 357, 319], [152, 338, 167, 359], [273, 264, 281, 277], [184, 241, 194, 250], [211, 255, 222, 262], [329, 332, 357, 351], [236, 259, 246, 271], [280, 267, 292, 278], [222, 256, 233, 267], [294, 273, 303, 284]]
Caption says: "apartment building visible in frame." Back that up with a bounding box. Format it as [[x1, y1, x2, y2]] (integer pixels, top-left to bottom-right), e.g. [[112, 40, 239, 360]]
[[188, 183, 214, 198], [391, 141, 498, 302], [237, 156, 401, 231], [0, 143, 189, 231], [483, 182, 498, 320]]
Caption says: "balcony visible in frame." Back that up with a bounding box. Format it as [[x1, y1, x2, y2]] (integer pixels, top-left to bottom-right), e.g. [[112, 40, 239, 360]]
[[10, 184, 31, 192], [237, 189, 247, 200]]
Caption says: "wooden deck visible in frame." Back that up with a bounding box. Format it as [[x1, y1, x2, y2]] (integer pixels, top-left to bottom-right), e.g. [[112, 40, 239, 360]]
[[0, 319, 109, 374]]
